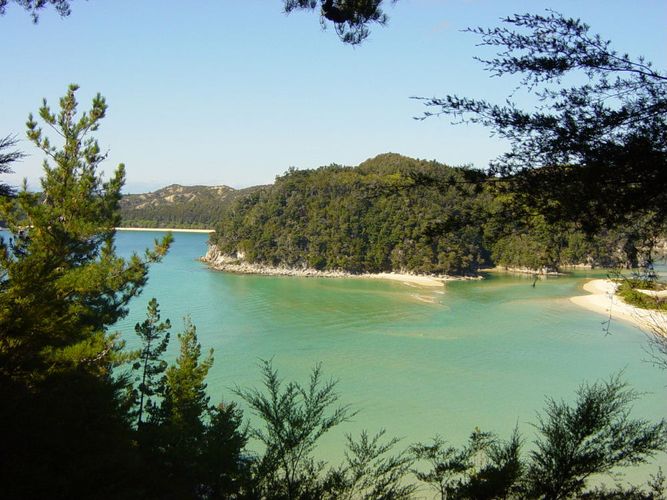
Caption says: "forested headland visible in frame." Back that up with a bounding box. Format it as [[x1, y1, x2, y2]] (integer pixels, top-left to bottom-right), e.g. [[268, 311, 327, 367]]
[[209, 153, 663, 277]]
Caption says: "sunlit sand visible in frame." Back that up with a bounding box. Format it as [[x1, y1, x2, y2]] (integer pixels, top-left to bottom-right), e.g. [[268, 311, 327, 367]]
[[570, 279, 667, 330]]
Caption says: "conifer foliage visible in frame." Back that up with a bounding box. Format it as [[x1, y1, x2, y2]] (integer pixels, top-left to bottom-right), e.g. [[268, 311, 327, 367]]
[[412, 376, 667, 499], [283, 0, 394, 45], [0, 85, 171, 498], [0, 135, 23, 197], [160, 317, 214, 448], [133, 310, 249, 499], [133, 297, 171, 426], [0, 84, 171, 382], [0, 0, 72, 21], [418, 11, 667, 230]]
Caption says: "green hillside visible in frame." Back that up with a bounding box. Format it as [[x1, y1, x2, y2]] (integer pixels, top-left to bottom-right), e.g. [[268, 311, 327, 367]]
[[214, 153, 488, 275], [119, 184, 263, 229]]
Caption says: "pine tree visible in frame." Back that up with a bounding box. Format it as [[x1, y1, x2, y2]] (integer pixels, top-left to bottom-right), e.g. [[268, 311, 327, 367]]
[[133, 297, 171, 426], [153, 316, 215, 497], [0, 135, 23, 197], [0, 85, 171, 498], [199, 402, 251, 499], [0, 84, 171, 382], [161, 316, 214, 437]]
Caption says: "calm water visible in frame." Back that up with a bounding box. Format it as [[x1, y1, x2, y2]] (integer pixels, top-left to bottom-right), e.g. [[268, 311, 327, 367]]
[[114, 231, 667, 481]]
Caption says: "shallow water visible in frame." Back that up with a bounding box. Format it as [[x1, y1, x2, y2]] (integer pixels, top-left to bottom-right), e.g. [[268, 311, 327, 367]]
[[114, 231, 667, 483]]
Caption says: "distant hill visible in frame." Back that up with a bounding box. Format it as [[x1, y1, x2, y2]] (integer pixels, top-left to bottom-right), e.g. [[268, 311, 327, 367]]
[[119, 184, 263, 229]]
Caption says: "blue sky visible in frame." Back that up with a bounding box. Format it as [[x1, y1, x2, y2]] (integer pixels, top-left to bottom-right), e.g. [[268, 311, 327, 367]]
[[1, 0, 665, 192]]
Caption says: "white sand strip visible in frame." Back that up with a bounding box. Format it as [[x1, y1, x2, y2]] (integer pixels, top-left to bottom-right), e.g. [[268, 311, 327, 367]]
[[361, 272, 449, 287], [570, 279, 667, 330]]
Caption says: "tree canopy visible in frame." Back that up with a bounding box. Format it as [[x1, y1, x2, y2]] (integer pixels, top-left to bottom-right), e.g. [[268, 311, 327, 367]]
[[417, 11, 667, 231], [0, 84, 170, 383], [284, 0, 395, 44], [118, 184, 259, 230], [0, 0, 72, 21], [1, 0, 395, 44], [213, 154, 491, 275], [0, 135, 22, 197]]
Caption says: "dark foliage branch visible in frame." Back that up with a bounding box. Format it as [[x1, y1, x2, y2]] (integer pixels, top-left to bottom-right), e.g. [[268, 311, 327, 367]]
[[234, 360, 358, 498], [330, 429, 416, 498], [644, 317, 667, 372], [412, 375, 667, 499], [2, 0, 392, 44], [0, 0, 75, 21], [0, 135, 23, 197], [416, 11, 667, 229], [132, 297, 170, 427], [469, 11, 665, 85], [527, 374, 667, 499], [283, 0, 397, 44]]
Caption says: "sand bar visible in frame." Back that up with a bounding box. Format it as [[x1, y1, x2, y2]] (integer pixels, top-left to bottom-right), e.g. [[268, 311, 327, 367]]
[[116, 227, 214, 234], [570, 279, 667, 330], [362, 272, 450, 287]]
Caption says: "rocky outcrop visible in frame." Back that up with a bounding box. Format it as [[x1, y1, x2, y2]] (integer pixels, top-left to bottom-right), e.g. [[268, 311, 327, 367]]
[[200, 245, 355, 278]]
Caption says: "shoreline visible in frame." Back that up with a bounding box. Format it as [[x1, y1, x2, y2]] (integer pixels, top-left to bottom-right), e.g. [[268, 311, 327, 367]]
[[570, 279, 667, 330], [481, 266, 565, 276], [115, 227, 215, 234], [201, 246, 481, 287]]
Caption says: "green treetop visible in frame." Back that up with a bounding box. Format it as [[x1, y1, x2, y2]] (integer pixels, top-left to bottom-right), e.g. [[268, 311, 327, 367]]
[[160, 316, 214, 442], [0, 135, 23, 197], [133, 297, 171, 427], [0, 84, 171, 383]]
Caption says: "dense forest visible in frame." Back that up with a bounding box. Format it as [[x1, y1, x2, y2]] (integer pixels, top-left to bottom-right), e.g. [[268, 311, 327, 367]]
[[211, 153, 660, 276]]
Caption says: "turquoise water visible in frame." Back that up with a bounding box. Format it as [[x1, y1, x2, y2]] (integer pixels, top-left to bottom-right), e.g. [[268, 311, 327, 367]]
[[114, 231, 666, 481]]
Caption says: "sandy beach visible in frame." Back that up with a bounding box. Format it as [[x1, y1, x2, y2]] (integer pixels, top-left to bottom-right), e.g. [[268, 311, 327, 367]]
[[361, 272, 450, 287], [200, 245, 477, 287], [116, 227, 215, 234], [570, 279, 667, 330]]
